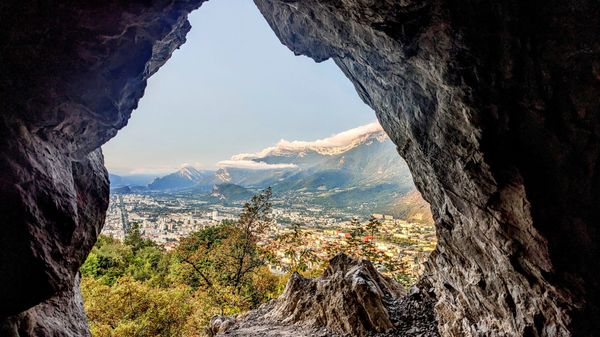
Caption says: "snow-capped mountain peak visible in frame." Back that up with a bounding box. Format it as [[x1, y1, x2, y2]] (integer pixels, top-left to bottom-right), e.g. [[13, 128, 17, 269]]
[[215, 168, 232, 182], [178, 166, 203, 180], [223, 122, 387, 166]]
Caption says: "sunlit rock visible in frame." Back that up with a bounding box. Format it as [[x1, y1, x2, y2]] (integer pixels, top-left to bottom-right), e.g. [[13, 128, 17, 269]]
[[209, 254, 438, 337]]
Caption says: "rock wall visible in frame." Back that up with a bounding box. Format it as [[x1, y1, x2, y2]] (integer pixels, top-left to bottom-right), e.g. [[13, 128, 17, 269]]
[[0, 0, 598, 336], [253, 0, 600, 336], [0, 0, 205, 332], [0, 275, 90, 337]]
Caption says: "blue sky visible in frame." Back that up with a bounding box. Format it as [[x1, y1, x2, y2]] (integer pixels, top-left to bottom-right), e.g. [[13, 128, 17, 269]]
[[103, 0, 375, 175]]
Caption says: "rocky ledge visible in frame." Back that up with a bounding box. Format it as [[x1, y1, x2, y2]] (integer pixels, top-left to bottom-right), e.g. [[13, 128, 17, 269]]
[[208, 254, 439, 337]]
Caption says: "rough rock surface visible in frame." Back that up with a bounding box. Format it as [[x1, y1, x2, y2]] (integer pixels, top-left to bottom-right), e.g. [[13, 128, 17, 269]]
[[0, 0, 205, 333], [263, 254, 404, 336], [254, 1, 600, 336], [382, 278, 440, 337], [208, 254, 439, 337], [0, 275, 90, 337], [0, 1, 599, 337]]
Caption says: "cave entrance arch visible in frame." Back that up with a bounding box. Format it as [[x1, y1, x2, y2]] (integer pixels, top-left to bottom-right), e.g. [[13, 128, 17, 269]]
[[1, 1, 599, 337], [99, 0, 436, 293], [76, 1, 440, 335]]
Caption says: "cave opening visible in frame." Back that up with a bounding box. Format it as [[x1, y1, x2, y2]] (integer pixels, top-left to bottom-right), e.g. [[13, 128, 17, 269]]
[[6, 0, 596, 336], [81, 0, 437, 334]]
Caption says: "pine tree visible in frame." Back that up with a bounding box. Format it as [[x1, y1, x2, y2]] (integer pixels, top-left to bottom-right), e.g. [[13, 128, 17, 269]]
[[366, 215, 381, 237]]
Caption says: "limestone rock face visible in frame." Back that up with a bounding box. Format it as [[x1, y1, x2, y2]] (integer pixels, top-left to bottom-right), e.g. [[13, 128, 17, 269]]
[[0, 146, 108, 318], [209, 254, 439, 337], [253, 1, 600, 336], [0, 0, 205, 333], [0, 1, 599, 337], [265, 254, 403, 336], [0, 275, 90, 337]]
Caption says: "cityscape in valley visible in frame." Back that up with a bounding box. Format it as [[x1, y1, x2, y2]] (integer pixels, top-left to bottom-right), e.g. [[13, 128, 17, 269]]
[[103, 123, 437, 280]]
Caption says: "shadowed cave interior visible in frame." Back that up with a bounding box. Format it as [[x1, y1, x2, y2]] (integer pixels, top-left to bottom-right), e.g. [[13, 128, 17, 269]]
[[0, 0, 599, 336]]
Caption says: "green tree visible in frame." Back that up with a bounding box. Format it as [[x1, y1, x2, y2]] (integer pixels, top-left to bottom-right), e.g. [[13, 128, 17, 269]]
[[226, 187, 273, 294], [80, 235, 132, 285], [124, 222, 155, 253], [346, 217, 365, 256], [173, 187, 280, 314], [273, 222, 318, 273], [365, 215, 381, 237], [176, 224, 229, 289], [82, 276, 193, 337], [126, 245, 168, 284], [320, 216, 411, 286]]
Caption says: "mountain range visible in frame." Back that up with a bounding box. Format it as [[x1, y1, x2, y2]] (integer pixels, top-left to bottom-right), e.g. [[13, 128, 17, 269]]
[[109, 123, 430, 220]]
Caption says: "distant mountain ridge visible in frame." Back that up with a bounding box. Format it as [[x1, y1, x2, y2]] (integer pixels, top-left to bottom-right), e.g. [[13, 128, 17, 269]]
[[209, 183, 253, 201], [109, 173, 158, 188], [109, 123, 427, 218], [229, 122, 386, 159], [147, 167, 213, 191]]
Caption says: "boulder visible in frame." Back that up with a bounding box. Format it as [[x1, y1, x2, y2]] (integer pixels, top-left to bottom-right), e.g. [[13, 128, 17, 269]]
[[211, 254, 409, 337]]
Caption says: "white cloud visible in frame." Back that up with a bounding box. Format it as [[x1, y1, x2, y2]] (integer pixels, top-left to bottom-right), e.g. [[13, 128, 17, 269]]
[[217, 160, 298, 170], [109, 123, 385, 174], [231, 121, 385, 160]]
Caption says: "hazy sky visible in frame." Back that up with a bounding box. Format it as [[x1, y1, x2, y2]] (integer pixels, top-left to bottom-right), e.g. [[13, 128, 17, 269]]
[[103, 0, 375, 175]]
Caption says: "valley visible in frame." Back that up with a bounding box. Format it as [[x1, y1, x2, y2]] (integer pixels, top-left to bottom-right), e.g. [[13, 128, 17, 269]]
[[109, 123, 424, 219], [103, 123, 436, 282]]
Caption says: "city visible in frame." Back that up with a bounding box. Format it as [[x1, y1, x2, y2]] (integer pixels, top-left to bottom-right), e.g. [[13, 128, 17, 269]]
[[102, 191, 437, 281]]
